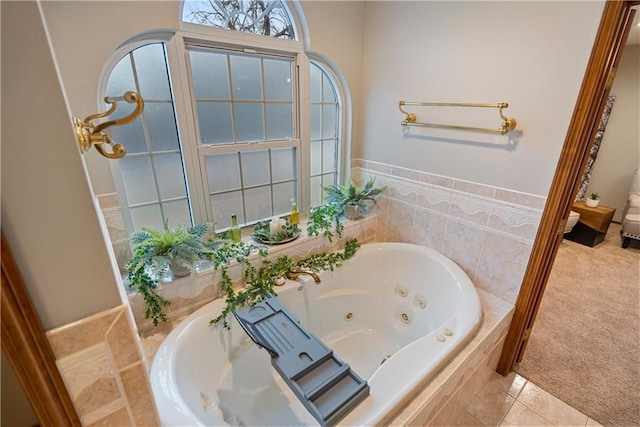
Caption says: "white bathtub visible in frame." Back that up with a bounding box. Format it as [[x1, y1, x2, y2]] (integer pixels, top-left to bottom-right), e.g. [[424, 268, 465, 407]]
[[150, 242, 482, 426]]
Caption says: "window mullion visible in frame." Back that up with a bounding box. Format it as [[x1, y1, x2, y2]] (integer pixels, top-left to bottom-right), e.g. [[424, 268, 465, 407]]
[[297, 54, 311, 214], [164, 34, 209, 225]]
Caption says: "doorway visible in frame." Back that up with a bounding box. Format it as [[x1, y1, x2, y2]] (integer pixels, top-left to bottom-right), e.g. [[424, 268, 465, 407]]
[[497, 0, 638, 401]]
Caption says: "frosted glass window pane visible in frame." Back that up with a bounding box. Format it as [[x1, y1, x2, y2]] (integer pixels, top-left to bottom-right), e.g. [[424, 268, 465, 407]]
[[189, 50, 230, 99], [310, 105, 321, 140], [197, 102, 233, 144], [322, 74, 336, 102], [264, 59, 292, 101], [266, 103, 292, 140], [271, 148, 296, 182], [322, 173, 336, 189], [206, 153, 241, 192], [119, 156, 157, 205], [310, 64, 321, 102], [110, 117, 146, 154], [272, 182, 295, 215], [241, 150, 270, 186], [146, 103, 180, 151], [155, 153, 187, 200], [230, 56, 262, 100], [106, 54, 135, 98], [234, 103, 264, 142], [244, 187, 272, 222], [323, 104, 337, 139], [310, 176, 322, 207], [133, 44, 171, 100], [322, 140, 337, 173], [211, 191, 244, 228], [130, 204, 163, 232], [162, 199, 191, 227], [310, 141, 322, 175]]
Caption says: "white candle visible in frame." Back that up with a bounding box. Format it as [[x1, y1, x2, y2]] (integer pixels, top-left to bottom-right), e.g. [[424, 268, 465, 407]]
[[269, 217, 280, 235]]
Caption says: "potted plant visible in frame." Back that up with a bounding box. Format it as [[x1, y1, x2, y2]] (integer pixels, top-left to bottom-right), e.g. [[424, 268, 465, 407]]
[[127, 220, 213, 279], [325, 177, 386, 220], [586, 192, 600, 208]]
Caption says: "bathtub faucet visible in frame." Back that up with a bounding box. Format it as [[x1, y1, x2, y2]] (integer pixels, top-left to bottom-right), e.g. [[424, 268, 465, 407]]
[[287, 267, 321, 284]]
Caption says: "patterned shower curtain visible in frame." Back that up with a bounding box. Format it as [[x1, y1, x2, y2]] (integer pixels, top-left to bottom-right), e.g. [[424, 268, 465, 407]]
[[575, 95, 616, 202]]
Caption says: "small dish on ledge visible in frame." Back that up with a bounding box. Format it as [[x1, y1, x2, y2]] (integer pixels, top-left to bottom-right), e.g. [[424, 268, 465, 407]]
[[251, 219, 301, 245]]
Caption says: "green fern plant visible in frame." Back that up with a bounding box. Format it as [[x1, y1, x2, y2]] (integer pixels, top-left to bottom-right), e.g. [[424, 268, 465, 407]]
[[325, 177, 385, 215], [126, 220, 217, 326], [127, 220, 214, 278]]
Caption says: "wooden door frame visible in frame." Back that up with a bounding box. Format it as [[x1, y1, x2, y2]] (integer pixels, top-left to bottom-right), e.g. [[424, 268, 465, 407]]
[[497, 0, 638, 375], [1, 232, 82, 426]]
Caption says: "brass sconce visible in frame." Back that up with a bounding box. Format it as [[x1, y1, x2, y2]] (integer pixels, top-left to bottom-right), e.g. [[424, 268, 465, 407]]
[[73, 91, 144, 159]]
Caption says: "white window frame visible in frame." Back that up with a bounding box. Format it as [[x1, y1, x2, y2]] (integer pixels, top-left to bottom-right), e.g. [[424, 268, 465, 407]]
[[99, 2, 350, 232]]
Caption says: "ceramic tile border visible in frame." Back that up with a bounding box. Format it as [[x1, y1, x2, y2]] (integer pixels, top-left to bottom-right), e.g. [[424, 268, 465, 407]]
[[352, 161, 543, 303], [353, 159, 547, 211], [46, 305, 160, 426]]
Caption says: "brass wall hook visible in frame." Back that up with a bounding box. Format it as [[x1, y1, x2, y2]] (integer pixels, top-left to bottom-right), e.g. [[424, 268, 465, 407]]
[[73, 91, 144, 159]]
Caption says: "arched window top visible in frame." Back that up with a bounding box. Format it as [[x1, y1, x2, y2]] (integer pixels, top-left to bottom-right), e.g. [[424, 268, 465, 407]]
[[182, 0, 296, 40]]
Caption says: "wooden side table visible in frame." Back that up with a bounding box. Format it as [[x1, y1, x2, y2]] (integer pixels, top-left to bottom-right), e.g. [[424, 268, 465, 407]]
[[565, 201, 616, 247]]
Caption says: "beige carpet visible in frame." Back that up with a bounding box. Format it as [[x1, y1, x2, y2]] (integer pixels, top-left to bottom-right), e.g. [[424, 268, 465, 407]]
[[515, 223, 640, 426]]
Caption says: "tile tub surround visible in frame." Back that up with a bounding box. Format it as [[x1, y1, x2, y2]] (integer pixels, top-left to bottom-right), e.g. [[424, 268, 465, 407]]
[[351, 159, 546, 304], [386, 289, 514, 426], [46, 305, 160, 426]]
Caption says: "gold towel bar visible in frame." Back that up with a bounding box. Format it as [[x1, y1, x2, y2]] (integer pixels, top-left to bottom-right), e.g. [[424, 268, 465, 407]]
[[398, 101, 517, 135]]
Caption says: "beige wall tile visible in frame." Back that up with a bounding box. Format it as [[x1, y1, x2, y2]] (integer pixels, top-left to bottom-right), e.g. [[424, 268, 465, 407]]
[[106, 311, 141, 370], [87, 407, 132, 426], [441, 220, 486, 280], [57, 344, 124, 420], [475, 232, 532, 304], [494, 189, 546, 210], [47, 306, 123, 359], [454, 180, 497, 199], [120, 362, 160, 426]]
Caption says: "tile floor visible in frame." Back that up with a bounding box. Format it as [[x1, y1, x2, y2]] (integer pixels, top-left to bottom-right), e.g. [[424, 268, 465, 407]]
[[450, 371, 602, 426]]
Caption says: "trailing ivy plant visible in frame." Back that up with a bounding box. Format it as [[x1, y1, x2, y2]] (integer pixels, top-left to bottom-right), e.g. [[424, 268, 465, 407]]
[[126, 220, 218, 326], [210, 238, 361, 329], [306, 203, 344, 242]]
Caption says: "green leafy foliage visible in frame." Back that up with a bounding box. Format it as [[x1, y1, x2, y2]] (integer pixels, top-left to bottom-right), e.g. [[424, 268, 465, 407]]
[[306, 203, 344, 242], [590, 192, 600, 200], [126, 220, 218, 326], [251, 220, 300, 243], [307, 177, 384, 240], [210, 238, 361, 329], [325, 177, 385, 214]]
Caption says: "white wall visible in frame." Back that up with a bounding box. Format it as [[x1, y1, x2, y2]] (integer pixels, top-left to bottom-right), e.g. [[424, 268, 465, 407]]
[[39, 1, 181, 195], [1, 1, 121, 330], [359, 1, 604, 197], [587, 44, 640, 222]]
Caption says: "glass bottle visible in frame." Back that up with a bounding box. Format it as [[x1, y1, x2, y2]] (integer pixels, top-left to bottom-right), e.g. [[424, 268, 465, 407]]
[[229, 213, 241, 242], [290, 201, 300, 225]]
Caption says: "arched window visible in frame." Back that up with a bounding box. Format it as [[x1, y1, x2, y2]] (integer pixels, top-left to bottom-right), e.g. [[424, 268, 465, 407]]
[[104, 2, 346, 234]]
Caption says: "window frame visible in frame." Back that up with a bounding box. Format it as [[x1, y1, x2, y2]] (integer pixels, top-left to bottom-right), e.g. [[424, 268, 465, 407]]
[[99, 7, 349, 233]]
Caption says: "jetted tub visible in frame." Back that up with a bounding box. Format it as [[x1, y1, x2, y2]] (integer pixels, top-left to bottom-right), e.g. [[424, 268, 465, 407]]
[[150, 242, 482, 426]]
